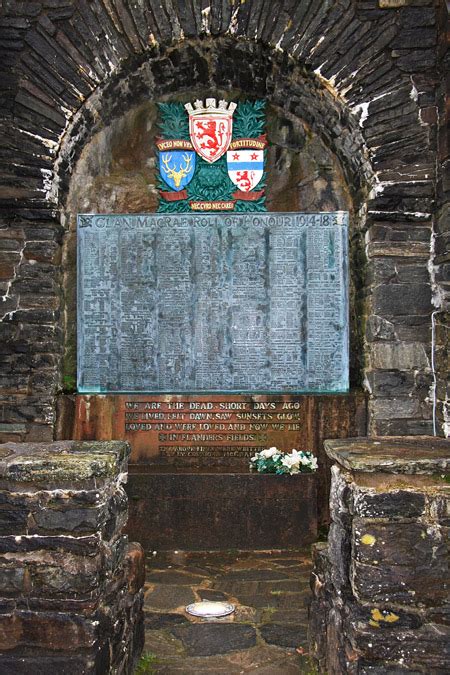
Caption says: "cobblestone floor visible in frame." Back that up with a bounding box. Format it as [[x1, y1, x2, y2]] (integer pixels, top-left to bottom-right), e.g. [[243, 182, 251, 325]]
[[142, 549, 316, 674]]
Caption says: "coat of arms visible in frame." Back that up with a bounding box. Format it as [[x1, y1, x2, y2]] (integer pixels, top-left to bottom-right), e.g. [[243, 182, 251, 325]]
[[226, 149, 264, 193], [156, 99, 267, 212], [185, 99, 236, 163]]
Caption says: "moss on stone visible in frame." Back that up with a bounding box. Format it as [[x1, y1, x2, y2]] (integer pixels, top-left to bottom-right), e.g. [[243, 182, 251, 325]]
[[71, 440, 130, 461], [1, 441, 130, 483], [5, 453, 118, 483]]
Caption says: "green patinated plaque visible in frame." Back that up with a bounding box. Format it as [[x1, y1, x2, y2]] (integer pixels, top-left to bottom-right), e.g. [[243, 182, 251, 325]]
[[77, 212, 349, 394]]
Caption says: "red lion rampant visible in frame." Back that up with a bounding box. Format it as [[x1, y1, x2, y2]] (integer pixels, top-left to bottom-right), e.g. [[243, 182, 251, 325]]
[[194, 120, 226, 157], [236, 170, 255, 192]]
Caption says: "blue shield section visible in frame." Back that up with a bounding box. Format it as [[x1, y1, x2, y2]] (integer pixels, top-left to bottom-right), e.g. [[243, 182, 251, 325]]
[[160, 151, 196, 191]]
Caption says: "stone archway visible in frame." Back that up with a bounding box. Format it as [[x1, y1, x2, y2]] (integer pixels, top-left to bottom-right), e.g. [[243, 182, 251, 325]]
[[59, 39, 374, 525], [59, 41, 370, 409], [0, 1, 438, 446]]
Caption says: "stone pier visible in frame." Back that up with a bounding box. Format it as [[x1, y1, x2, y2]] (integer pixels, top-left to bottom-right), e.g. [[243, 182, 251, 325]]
[[0, 441, 144, 674], [309, 436, 450, 674]]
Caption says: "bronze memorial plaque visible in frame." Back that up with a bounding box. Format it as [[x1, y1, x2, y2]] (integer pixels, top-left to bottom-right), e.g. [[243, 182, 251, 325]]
[[77, 212, 348, 392], [76, 211, 350, 462], [74, 394, 314, 462]]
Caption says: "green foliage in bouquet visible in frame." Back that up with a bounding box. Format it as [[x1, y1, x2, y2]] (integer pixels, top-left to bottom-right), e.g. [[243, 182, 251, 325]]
[[249, 448, 318, 475]]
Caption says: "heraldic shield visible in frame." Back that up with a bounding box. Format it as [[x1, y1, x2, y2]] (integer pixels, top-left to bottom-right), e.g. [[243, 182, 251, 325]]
[[185, 99, 237, 164], [226, 150, 264, 192], [159, 151, 196, 191]]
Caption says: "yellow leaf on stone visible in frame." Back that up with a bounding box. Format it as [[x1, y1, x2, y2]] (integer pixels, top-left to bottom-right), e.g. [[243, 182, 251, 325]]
[[369, 620, 380, 628], [371, 608, 400, 624], [361, 534, 376, 546], [384, 612, 400, 623]]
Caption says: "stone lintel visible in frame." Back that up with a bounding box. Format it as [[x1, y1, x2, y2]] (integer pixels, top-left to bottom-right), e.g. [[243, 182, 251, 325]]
[[324, 436, 450, 474]]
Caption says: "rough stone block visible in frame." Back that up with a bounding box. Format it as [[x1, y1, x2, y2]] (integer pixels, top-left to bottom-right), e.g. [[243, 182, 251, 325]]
[[0, 611, 96, 652], [324, 437, 450, 474], [23, 240, 60, 263], [328, 522, 352, 593], [348, 601, 422, 632], [353, 519, 445, 568], [371, 418, 434, 436], [369, 342, 430, 370], [0, 654, 99, 674], [366, 315, 396, 341], [0, 567, 25, 595], [430, 495, 450, 525], [352, 487, 426, 519], [0, 440, 130, 489], [30, 506, 107, 534], [369, 397, 423, 420], [170, 623, 257, 656], [124, 542, 145, 595], [0, 440, 143, 670], [350, 622, 450, 672], [0, 502, 29, 535], [0, 549, 103, 597], [366, 370, 430, 397], [373, 283, 431, 316], [325, 606, 350, 674], [358, 662, 422, 674], [328, 465, 353, 528], [0, 533, 102, 556], [310, 542, 331, 601], [352, 548, 448, 608], [312, 437, 450, 672]]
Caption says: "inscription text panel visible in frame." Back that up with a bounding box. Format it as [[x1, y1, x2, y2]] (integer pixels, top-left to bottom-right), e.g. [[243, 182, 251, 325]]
[[77, 212, 348, 393]]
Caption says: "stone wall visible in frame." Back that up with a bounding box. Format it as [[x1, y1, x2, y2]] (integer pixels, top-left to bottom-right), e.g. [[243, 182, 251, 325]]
[[0, 0, 446, 439], [433, 2, 450, 436], [0, 440, 145, 673], [309, 436, 450, 673]]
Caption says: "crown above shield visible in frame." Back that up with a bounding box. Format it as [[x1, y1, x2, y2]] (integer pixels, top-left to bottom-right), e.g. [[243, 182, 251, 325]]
[[185, 98, 237, 117]]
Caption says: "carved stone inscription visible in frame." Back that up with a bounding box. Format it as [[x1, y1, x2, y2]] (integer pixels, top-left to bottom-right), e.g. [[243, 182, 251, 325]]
[[77, 212, 348, 393]]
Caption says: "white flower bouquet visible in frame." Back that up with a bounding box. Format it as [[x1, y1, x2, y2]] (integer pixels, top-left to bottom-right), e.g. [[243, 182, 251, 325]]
[[249, 447, 318, 475]]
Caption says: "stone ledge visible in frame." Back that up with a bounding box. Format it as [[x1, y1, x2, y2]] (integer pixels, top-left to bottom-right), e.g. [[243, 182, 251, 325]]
[[310, 438, 450, 673], [126, 468, 318, 550], [0, 441, 130, 486], [324, 436, 450, 474], [0, 440, 144, 674]]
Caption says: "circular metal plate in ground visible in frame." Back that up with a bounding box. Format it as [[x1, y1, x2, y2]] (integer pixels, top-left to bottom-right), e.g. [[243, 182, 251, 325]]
[[185, 601, 235, 618]]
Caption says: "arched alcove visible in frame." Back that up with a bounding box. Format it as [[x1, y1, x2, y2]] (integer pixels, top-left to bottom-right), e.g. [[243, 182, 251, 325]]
[[56, 40, 374, 415], [0, 2, 437, 446], [52, 39, 376, 526], [0, 4, 444, 671]]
